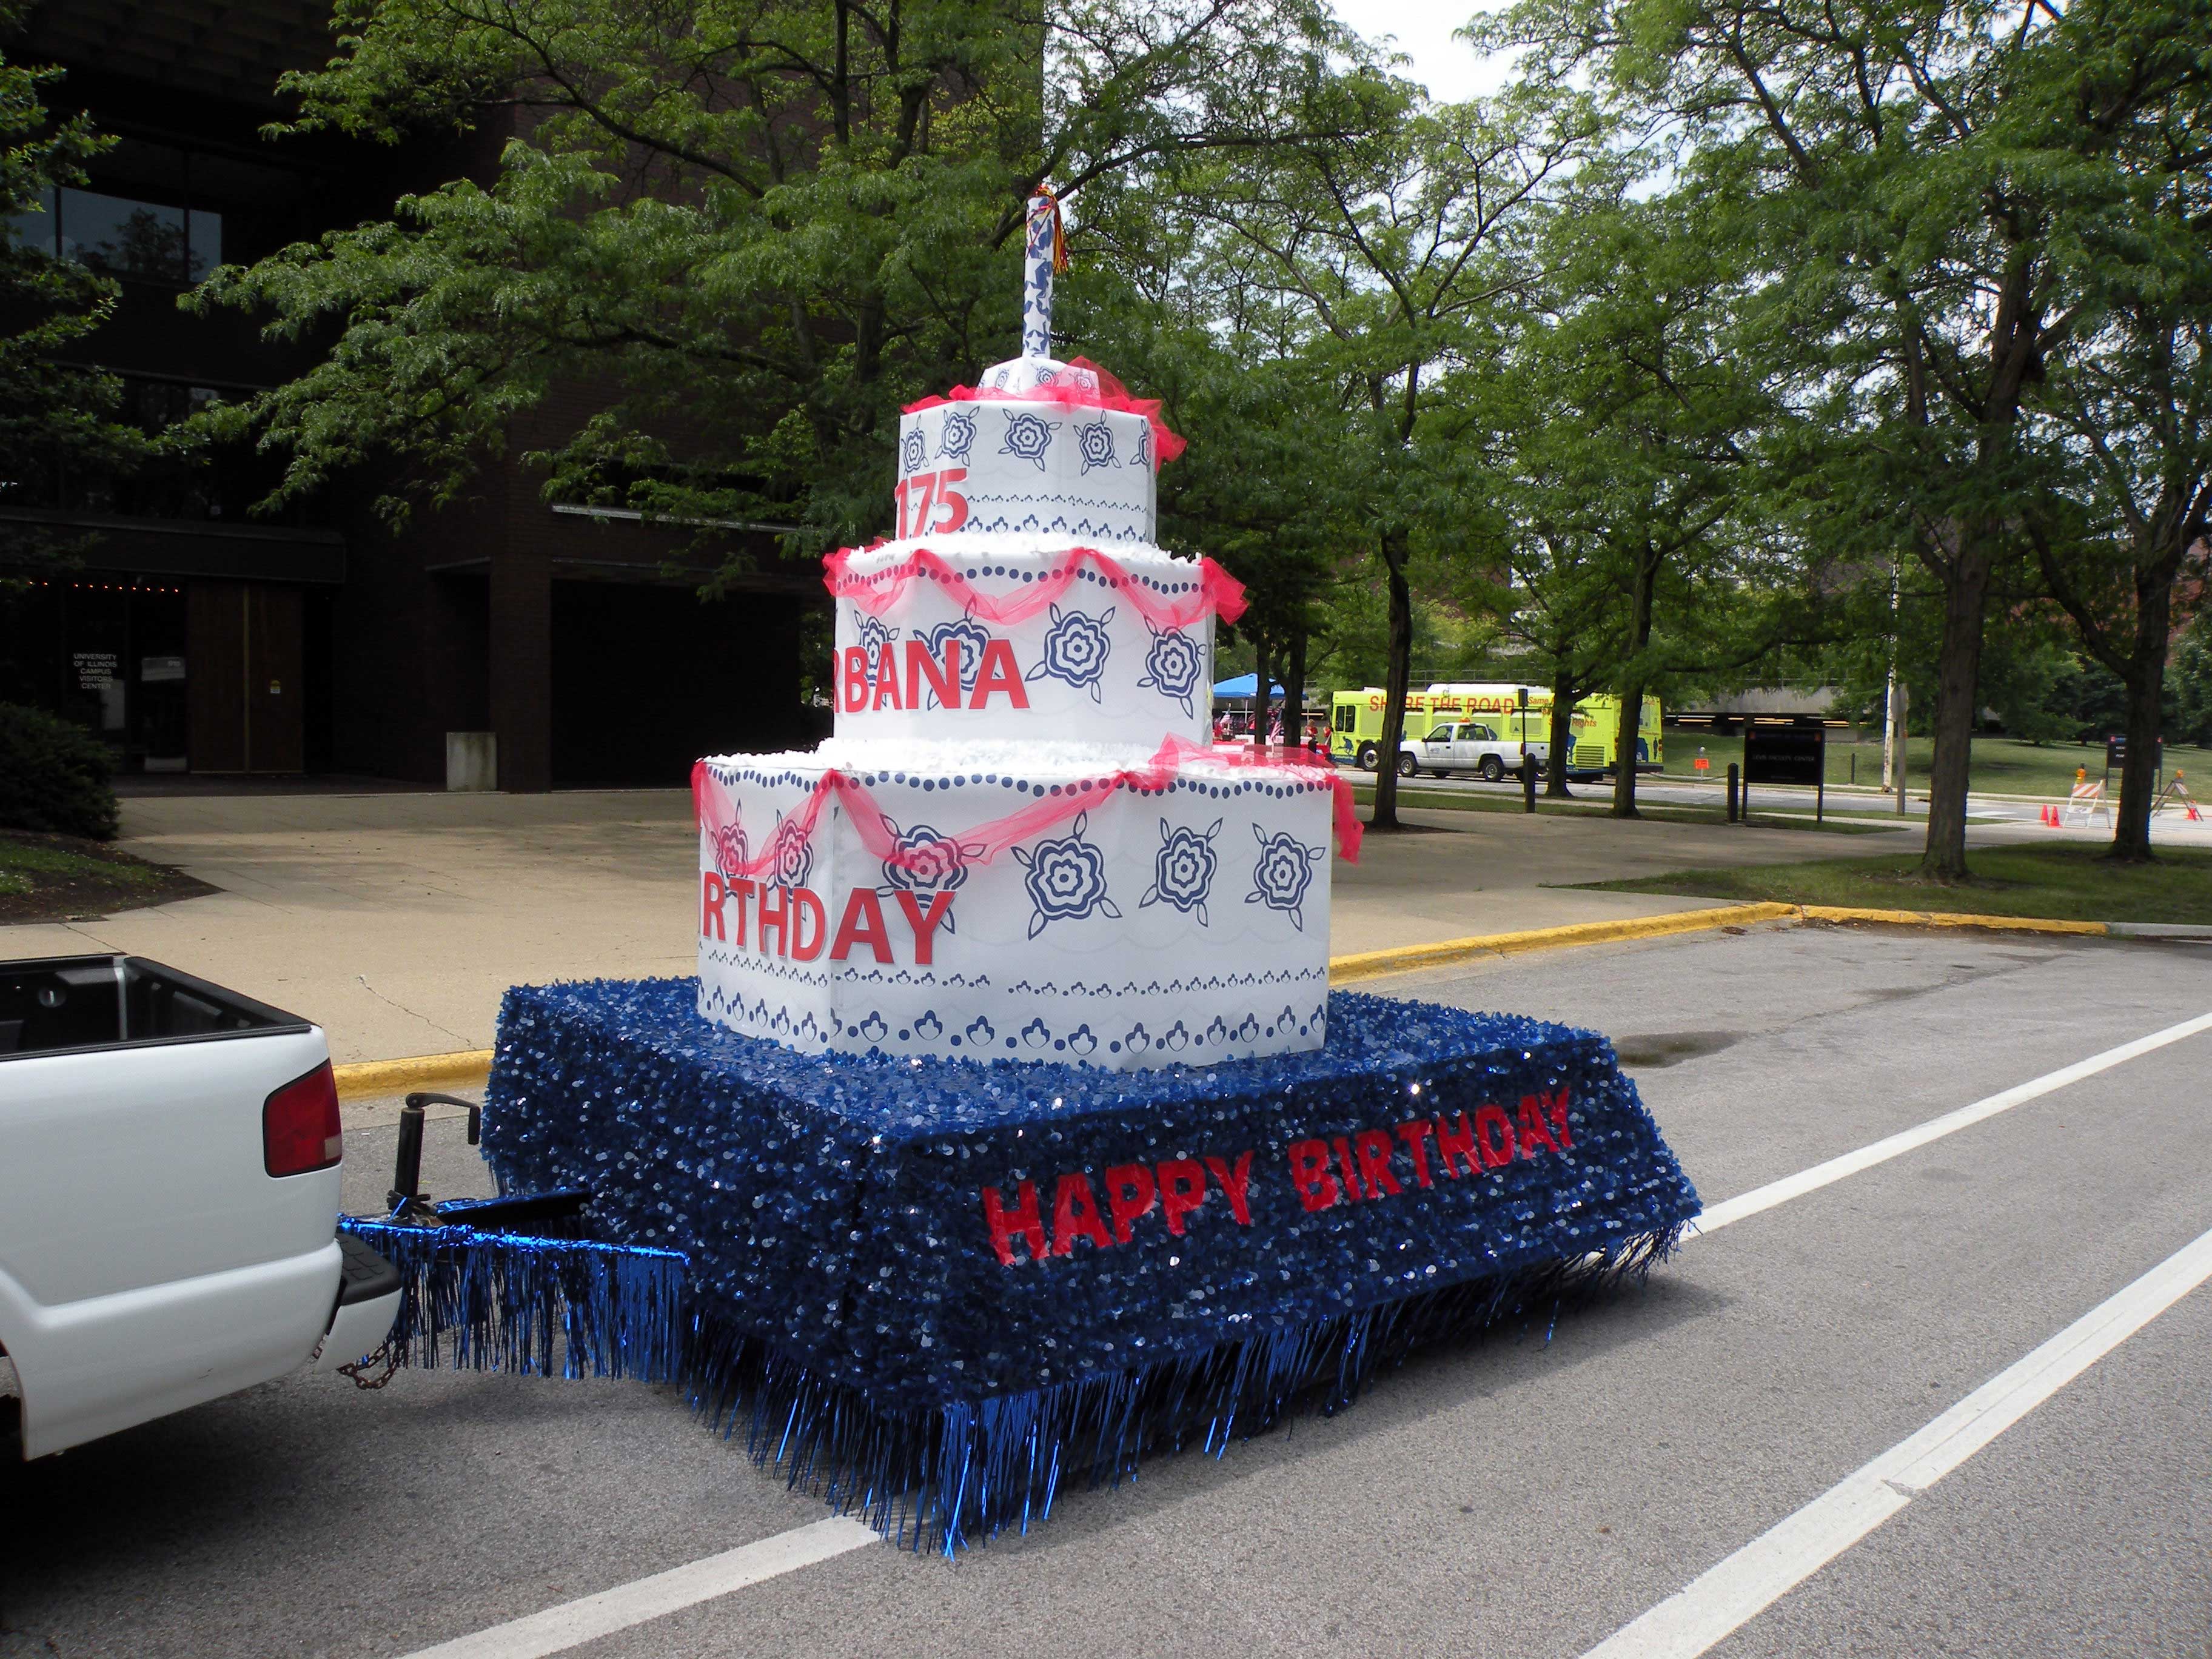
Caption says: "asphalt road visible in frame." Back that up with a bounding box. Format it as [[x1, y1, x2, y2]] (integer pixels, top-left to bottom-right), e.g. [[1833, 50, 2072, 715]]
[[6, 923, 2210, 1658]]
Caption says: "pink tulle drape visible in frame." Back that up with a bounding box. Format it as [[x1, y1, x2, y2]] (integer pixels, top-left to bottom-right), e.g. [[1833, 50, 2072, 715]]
[[825, 544, 1247, 630], [693, 737, 1361, 883]]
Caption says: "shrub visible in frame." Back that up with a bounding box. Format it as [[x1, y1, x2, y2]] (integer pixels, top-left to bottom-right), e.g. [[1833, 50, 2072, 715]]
[[0, 703, 119, 840]]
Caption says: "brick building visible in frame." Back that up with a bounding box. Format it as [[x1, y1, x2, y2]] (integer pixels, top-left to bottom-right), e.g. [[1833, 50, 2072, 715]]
[[0, 0, 824, 789]]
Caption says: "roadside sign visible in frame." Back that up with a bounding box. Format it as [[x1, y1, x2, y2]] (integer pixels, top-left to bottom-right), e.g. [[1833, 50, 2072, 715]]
[[2106, 733, 2162, 771], [1742, 720, 1828, 823], [1744, 724, 1823, 785]]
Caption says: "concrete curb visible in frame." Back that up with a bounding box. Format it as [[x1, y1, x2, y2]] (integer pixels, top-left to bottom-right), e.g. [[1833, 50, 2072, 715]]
[[1325, 902, 1800, 985], [330, 902, 2205, 1096], [332, 1048, 495, 1102], [1794, 905, 2109, 936]]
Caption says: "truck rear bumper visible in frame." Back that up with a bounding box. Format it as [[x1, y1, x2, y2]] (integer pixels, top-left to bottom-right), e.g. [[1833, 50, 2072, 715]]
[[3, 1241, 344, 1457], [312, 1232, 402, 1372]]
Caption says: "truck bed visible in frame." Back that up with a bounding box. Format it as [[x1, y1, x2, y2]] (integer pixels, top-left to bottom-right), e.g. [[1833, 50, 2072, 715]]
[[0, 956, 310, 1062]]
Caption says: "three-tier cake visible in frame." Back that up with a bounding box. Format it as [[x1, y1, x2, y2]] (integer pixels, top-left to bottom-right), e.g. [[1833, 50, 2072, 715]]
[[692, 211, 1347, 1068]]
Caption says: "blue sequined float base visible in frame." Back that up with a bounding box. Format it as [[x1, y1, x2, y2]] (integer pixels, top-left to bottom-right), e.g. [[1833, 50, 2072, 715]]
[[481, 980, 1700, 1412]]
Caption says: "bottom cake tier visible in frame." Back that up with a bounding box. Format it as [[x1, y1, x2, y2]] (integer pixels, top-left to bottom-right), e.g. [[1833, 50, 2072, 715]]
[[694, 739, 1342, 1068]]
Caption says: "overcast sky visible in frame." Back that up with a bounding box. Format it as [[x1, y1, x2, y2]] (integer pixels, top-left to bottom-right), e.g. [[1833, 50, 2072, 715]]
[[1326, 0, 1518, 104]]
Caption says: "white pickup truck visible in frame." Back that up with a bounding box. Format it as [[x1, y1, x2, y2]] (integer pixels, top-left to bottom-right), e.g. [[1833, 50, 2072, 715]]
[[1399, 720, 1550, 782], [0, 954, 400, 1457]]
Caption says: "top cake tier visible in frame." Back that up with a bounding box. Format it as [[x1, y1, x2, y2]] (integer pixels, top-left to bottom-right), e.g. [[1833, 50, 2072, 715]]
[[894, 358, 1158, 546], [828, 537, 1229, 748]]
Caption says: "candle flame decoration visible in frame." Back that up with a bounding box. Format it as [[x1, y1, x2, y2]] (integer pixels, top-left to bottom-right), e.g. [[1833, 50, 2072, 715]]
[[1021, 187, 1068, 361]]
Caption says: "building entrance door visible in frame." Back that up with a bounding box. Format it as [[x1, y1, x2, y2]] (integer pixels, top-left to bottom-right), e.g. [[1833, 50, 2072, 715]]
[[187, 581, 303, 772]]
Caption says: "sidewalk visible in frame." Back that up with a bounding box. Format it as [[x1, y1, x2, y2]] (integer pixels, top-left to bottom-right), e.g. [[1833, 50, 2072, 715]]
[[6, 787, 1924, 1064]]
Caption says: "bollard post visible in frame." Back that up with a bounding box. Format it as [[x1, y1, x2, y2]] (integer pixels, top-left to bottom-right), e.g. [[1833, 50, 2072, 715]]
[[1726, 762, 1740, 823], [1523, 757, 1538, 814]]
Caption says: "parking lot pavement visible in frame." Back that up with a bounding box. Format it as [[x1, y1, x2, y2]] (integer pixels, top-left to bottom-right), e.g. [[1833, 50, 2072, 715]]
[[5, 925, 2210, 1659]]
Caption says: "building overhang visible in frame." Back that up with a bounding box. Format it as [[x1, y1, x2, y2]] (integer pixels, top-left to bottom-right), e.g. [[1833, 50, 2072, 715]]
[[0, 509, 346, 584]]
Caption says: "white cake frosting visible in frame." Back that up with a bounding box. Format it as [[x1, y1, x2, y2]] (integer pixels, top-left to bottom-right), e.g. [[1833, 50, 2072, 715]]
[[699, 317, 1338, 1068]]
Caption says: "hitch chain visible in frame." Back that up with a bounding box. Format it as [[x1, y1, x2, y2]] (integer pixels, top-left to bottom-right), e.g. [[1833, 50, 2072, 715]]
[[338, 1341, 403, 1390]]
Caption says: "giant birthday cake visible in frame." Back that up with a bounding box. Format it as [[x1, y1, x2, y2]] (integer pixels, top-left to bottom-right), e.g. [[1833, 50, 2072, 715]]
[[367, 191, 1699, 1555], [692, 204, 1350, 1068]]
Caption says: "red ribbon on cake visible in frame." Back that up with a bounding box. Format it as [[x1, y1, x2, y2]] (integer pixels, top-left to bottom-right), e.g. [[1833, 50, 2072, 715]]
[[903, 357, 1187, 466], [826, 543, 1247, 630], [693, 737, 1361, 883]]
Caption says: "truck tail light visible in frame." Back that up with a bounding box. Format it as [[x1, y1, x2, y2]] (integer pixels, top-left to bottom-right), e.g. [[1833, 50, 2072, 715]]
[[264, 1062, 343, 1177]]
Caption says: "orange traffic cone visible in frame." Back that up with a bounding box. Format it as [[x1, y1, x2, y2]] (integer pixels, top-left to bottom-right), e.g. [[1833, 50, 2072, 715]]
[[2043, 803, 2058, 826]]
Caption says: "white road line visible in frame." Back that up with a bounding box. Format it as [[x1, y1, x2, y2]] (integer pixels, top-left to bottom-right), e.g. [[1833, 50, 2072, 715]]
[[1582, 1219, 2212, 1659], [1692, 1010, 2212, 1238], [394, 1011, 2212, 1659], [393, 1518, 876, 1659]]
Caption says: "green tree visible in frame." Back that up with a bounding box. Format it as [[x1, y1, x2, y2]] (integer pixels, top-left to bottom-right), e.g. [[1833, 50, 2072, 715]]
[[2020, 124, 2212, 856], [1161, 85, 1592, 828], [1493, 0, 2212, 879], [190, 0, 1372, 563]]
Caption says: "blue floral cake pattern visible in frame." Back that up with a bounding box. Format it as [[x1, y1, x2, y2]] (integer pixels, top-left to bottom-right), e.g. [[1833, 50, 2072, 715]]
[[1026, 604, 1113, 702], [877, 818, 974, 936], [1000, 412, 1053, 469], [1011, 811, 1121, 939], [937, 409, 976, 463], [1247, 826, 1324, 932], [1137, 622, 1204, 717], [919, 617, 992, 704], [1138, 817, 1220, 925], [768, 811, 815, 890], [1076, 420, 1116, 474]]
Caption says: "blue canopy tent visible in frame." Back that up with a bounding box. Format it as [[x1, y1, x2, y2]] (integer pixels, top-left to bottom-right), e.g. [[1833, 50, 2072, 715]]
[[1209, 674, 1285, 700]]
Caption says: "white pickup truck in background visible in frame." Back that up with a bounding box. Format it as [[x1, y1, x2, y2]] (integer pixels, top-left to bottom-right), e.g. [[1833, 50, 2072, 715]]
[[0, 955, 400, 1458], [1400, 720, 1550, 782]]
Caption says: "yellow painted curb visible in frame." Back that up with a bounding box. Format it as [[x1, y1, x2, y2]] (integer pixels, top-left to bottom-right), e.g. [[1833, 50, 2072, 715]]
[[1326, 902, 1798, 985], [1795, 905, 2110, 936], [333, 1048, 494, 1101]]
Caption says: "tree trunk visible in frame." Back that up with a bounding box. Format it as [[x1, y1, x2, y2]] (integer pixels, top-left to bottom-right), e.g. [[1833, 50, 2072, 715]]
[[1610, 687, 1644, 817], [2110, 561, 2174, 862], [1920, 535, 1994, 881], [1546, 667, 1575, 797], [1370, 550, 1413, 831], [1252, 636, 1272, 750], [1612, 546, 1658, 819], [1285, 626, 1308, 752]]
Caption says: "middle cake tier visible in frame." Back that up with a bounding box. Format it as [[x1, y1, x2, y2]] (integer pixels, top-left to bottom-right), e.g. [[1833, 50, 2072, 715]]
[[826, 537, 1235, 748], [695, 739, 1336, 1069]]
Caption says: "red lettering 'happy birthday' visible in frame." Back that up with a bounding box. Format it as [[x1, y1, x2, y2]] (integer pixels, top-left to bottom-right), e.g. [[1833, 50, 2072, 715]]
[[701, 874, 954, 967], [977, 1089, 1575, 1266]]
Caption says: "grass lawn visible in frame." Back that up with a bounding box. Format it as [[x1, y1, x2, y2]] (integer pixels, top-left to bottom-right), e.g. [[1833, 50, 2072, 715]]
[[1349, 781, 1905, 835], [1661, 732, 2212, 798], [0, 831, 213, 924], [1577, 842, 2212, 925]]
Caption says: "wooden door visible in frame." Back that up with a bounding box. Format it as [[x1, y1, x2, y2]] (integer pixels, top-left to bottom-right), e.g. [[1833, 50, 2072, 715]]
[[246, 585, 303, 772], [187, 582, 304, 773]]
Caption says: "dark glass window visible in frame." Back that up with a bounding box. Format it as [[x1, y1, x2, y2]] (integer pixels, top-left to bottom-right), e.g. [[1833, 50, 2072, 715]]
[[3, 148, 225, 283]]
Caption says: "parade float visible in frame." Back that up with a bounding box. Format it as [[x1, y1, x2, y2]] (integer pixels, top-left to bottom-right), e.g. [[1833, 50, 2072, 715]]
[[346, 192, 1700, 1553]]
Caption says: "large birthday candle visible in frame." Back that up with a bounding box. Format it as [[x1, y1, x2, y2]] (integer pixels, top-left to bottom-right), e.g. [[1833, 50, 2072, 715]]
[[1021, 187, 1062, 360]]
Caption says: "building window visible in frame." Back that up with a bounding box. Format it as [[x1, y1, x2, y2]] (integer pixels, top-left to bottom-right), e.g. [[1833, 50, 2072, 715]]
[[7, 186, 222, 283], [5, 130, 228, 285]]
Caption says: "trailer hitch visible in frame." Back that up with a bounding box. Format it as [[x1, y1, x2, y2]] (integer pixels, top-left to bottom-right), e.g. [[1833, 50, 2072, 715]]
[[384, 1092, 591, 1230]]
